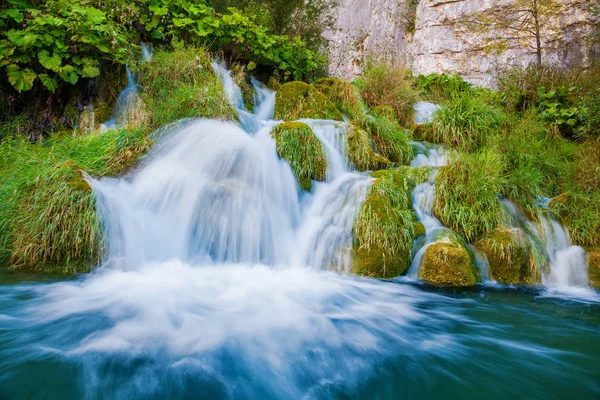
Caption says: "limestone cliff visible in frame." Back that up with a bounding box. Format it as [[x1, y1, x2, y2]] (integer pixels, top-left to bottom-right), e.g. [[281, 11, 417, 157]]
[[326, 0, 598, 86]]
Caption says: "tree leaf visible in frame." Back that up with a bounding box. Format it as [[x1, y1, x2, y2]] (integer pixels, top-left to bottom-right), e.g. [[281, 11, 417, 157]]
[[38, 50, 62, 71], [6, 64, 36, 92], [38, 73, 57, 92], [81, 65, 99, 78]]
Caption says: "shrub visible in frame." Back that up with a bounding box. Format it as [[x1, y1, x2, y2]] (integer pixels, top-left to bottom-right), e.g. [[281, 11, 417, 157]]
[[427, 94, 507, 151], [359, 62, 420, 127], [434, 149, 506, 243], [270, 122, 327, 191], [415, 74, 474, 103]]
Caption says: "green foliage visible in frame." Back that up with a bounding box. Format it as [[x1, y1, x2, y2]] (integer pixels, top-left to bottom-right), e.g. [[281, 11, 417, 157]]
[[427, 94, 507, 151], [359, 62, 420, 127], [345, 122, 390, 172], [360, 113, 414, 165], [0, 126, 151, 271], [415, 74, 474, 103], [536, 86, 588, 140], [274, 81, 343, 121], [139, 48, 235, 127], [434, 149, 506, 243], [270, 122, 327, 191], [0, 0, 130, 92], [352, 169, 418, 278]]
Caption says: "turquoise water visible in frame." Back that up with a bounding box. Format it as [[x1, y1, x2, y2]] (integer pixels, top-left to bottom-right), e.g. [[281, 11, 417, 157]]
[[1, 265, 598, 399]]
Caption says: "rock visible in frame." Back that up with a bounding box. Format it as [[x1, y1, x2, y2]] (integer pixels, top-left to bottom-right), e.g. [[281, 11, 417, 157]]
[[420, 236, 479, 287], [588, 249, 600, 289], [313, 77, 365, 119], [345, 122, 390, 171], [270, 122, 327, 191], [352, 169, 418, 278], [476, 227, 541, 284], [274, 82, 343, 121]]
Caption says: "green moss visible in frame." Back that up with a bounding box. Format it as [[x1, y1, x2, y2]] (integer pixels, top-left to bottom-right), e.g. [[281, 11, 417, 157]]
[[271, 122, 327, 191], [356, 115, 414, 165], [352, 169, 418, 278], [0, 127, 151, 272], [434, 149, 505, 243], [139, 48, 236, 128], [313, 77, 365, 120], [476, 227, 541, 284], [414, 222, 426, 237], [588, 249, 600, 289], [345, 122, 390, 171], [420, 239, 478, 287], [274, 81, 343, 121], [368, 106, 396, 121]]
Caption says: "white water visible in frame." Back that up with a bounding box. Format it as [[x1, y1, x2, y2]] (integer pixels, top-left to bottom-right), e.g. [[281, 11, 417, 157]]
[[413, 102, 441, 124], [141, 42, 153, 62], [101, 66, 139, 131]]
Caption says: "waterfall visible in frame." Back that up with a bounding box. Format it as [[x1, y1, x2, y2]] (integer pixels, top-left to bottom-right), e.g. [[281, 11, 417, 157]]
[[141, 42, 153, 62], [101, 66, 140, 131], [90, 63, 372, 273], [413, 102, 441, 124]]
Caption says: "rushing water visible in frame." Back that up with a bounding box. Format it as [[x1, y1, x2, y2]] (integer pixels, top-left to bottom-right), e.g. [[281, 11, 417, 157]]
[[0, 69, 598, 399]]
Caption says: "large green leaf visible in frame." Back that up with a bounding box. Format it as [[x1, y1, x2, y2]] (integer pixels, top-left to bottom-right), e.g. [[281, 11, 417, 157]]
[[38, 50, 62, 71], [6, 64, 36, 92], [38, 73, 57, 92], [81, 65, 99, 78]]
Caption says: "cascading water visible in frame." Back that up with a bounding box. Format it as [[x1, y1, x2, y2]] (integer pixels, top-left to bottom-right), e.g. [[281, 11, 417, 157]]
[[413, 102, 441, 124], [501, 199, 593, 295], [141, 42, 153, 62], [101, 66, 140, 131]]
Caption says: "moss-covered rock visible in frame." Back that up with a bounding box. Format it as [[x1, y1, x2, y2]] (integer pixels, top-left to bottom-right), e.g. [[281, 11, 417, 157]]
[[368, 106, 396, 122], [313, 77, 365, 120], [476, 227, 541, 285], [345, 122, 390, 171], [588, 249, 600, 289], [139, 48, 236, 128], [352, 169, 418, 278], [356, 115, 413, 165], [420, 237, 479, 287], [271, 122, 327, 191], [274, 81, 344, 122]]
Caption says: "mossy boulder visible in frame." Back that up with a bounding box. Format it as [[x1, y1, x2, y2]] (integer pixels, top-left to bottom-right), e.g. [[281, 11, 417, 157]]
[[313, 78, 365, 120], [274, 81, 344, 122], [271, 122, 327, 191], [588, 249, 600, 289], [356, 115, 413, 165], [420, 236, 479, 287], [476, 227, 541, 285], [345, 122, 390, 171], [352, 169, 418, 278]]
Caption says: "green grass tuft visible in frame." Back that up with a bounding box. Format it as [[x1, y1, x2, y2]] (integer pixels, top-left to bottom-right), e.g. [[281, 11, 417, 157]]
[[359, 113, 414, 165], [313, 78, 366, 120], [345, 122, 390, 172], [270, 122, 327, 191], [274, 81, 343, 121]]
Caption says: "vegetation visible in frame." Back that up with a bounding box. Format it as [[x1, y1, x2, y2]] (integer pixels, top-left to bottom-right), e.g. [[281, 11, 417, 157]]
[[359, 112, 414, 165], [476, 227, 541, 284], [355, 62, 420, 127], [419, 233, 479, 287], [0, 127, 151, 271], [313, 78, 365, 120], [434, 149, 505, 243], [270, 122, 327, 191], [352, 169, 418, 278], [274, 81, 343, 121], [345, 122, 390, 172]]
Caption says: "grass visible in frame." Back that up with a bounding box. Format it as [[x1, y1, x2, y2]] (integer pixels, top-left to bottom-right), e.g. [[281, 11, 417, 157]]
[[357, 62, 420, 128], [352, 169, 418, 278], [425, 94, 507, 151], [434, 149, 506, 243], [0, 127, 151, 272], [274, 81, 343, 122], [361, 112, 414, 165], [270, 122, 327, 191], [139, 47, 236, 127]]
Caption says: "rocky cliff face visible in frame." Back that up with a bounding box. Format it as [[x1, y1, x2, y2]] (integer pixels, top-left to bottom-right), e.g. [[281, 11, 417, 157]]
[[324, 0, 410, 78], [327, 0, 598, 86]]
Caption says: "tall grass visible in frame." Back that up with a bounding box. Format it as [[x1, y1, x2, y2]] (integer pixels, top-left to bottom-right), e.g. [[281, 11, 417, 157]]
[[0, 127, 151, 271], [357, 62, 420, 127], [434, 149, 506, 243]]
